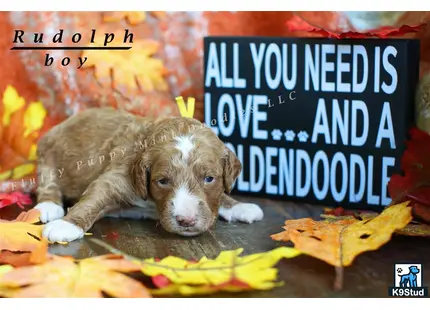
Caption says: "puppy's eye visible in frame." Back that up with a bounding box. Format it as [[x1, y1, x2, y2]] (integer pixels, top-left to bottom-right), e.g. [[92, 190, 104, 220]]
[[204, 176, 215, 184], [157, 178, 169, 186]]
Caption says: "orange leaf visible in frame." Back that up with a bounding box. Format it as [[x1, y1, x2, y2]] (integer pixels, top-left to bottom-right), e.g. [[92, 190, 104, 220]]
[[0, 238, 49, 267], [0, 254, 151, 298], [271, 202, 413, 267], [13, 209, 40, 224], [82, 38, 168, 94]]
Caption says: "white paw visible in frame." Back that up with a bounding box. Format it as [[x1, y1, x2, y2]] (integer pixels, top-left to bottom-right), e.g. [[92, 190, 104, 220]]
[[42, 219, 84, 243], [34, 201, 65, 223], [218, 203, 264, 224]]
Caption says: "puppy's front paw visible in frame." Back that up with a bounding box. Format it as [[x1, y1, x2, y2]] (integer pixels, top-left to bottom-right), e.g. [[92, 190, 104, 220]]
[[34, 201, 65, 223], [219, 203, 264, 224], [42, 219, 84, 243]]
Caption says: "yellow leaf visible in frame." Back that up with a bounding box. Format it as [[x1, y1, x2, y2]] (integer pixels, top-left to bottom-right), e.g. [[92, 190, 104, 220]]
[[271, 202, 413, 267], [0, 221, 43, 252], [23, 101, 47, 137], [142, 246, 301, 296], [2, 85, 25, 126], [82, 39, 168, 93], [11, 163, 35, 179], [175, 96, 195, 118], [321, 211, 430, 237], [28, 144, 37, 161]]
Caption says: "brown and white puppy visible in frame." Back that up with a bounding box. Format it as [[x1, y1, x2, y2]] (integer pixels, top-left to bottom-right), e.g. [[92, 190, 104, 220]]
[[34, 107, 263, 242]]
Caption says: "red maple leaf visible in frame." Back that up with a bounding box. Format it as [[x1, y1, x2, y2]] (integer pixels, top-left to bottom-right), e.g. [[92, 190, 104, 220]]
[[388, 128, 430, 223], [0, 192, 32, 209], [286, 15, 426, 39]]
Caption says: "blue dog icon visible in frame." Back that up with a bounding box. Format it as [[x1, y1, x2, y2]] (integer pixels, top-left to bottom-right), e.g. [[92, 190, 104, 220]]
[[399, 266, 420, 287]]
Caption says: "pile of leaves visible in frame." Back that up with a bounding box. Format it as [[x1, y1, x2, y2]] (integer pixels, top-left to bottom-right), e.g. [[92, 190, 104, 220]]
[[0, 199, 422, 297], [0, 207, 301, 297]]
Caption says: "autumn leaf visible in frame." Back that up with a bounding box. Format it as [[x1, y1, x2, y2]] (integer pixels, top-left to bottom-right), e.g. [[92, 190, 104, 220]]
[[0, 207, 91, 249], [0, 209, 43, 252], [388, 128, 430, 223], [13, 208, 40, 224], [91, 239, 301, 296], [271, 202, 412, 289], [272, 202, 412, 267], [0, 254, 150, 298], [0, 238, 49, 267], [321, 211, 430, 237], [82, 37, 168, 94], [0, 85, 51, 182]]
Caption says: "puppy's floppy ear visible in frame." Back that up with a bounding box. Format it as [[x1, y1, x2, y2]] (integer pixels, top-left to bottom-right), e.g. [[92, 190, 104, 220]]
[[130, 153, 151, 200], [222, 146, 242, 194]]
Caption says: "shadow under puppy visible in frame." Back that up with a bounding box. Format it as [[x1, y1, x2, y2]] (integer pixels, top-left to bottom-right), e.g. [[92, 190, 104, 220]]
[[34, 107, 263, 242]]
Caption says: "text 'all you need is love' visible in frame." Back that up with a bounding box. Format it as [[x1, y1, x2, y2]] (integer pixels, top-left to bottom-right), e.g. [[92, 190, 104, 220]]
[[204, 38, 419, 209]]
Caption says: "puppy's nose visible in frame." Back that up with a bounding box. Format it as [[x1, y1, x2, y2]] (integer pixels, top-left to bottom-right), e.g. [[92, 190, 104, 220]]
[[175, 215, 197, 227]]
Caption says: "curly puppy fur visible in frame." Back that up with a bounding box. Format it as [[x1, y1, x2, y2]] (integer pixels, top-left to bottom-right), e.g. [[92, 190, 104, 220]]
[[34, 108, 264, 242]]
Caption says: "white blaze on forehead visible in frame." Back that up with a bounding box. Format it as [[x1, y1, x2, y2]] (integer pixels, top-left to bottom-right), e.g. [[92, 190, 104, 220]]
[[172, 185, 200, 218], [174, 135, 195, 161]]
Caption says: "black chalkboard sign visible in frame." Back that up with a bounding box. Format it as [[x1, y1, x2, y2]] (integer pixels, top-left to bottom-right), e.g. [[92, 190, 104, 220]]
[[203, 37, 420, 211]]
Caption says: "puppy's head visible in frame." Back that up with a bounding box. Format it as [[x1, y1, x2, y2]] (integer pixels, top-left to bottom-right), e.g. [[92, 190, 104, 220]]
[[131, 118, 241, 236]]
